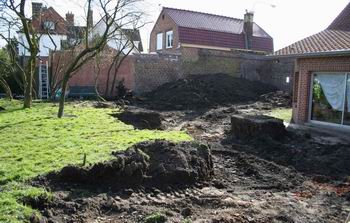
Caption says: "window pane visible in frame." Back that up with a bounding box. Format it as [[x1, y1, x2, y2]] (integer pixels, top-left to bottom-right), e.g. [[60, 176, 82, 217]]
[[344, 74, 350, 126], [156, 33, 163, 50], [166, 31, 173, 48], [311, 73, 345, 124]]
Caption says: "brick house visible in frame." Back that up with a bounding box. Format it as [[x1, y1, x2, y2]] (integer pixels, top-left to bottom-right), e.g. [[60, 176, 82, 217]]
[[18, 2, 87, 99], [149, 7, 274, 56], [273, 2, 350, 130]]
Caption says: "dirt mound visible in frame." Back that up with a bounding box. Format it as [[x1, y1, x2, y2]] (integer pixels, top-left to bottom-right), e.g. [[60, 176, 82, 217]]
[[143, 74, 277, 110], [231, 115, 287, 140], [259, 91, 292, 108], [113, 109, 163, 130], [234, 133, 350, 180], [47, 140, 213, 188]]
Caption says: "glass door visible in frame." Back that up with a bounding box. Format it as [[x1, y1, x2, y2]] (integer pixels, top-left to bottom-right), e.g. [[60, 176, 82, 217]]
[[344, 74, 350, 126], [310, 73, 346, 125]]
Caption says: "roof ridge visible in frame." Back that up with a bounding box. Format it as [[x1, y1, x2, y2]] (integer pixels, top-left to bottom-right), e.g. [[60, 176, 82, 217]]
[[163, 7, 243, 22]]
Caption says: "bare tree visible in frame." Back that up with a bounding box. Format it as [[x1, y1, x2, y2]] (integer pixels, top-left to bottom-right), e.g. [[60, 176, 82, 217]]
[[56, 0, 144, 118], [0, 0, 40, 108]]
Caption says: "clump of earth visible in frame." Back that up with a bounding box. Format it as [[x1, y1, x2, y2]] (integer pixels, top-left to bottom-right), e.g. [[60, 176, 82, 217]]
[[37, 140, 213, 190], [142, 73, 277, 110]]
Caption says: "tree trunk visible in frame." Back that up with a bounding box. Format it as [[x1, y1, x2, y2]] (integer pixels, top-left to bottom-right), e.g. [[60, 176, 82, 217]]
[[23, 71, 33, 108], [23, 55, 36, 108], [0, 78, 12, 100], [57, 76, 69, 118]]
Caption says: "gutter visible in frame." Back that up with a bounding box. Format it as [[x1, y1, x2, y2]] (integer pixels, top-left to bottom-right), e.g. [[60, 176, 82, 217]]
[[267, 49, 350, 59]]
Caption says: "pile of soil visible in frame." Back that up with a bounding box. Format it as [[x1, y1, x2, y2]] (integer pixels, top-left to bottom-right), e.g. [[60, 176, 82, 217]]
[[259, 91, 292, 108], [231, 115, 287, 140], [32, 146, 349, 223], [233, 132, 350, 180], [41, 140, 213, 188], [113, 108, 164, 130], [143, 74, 277, 110]]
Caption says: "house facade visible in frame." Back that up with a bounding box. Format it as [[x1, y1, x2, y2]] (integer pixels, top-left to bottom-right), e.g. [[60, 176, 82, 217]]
[[18, 2, 87, 99], [273, 2, 350, 130], [149, 8, 274, 55]]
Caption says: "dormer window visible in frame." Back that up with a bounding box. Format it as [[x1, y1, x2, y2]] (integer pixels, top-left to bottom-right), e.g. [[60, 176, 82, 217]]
[[43, 21, 55, 30]]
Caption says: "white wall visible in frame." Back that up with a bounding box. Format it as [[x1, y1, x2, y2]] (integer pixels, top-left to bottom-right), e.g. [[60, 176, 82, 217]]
[[18, 33, 67, 57], [92, 20, 140, 54]]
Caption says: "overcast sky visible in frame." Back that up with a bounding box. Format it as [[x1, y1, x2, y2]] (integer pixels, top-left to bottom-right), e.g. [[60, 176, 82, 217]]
[[12, 0, 350, 51]]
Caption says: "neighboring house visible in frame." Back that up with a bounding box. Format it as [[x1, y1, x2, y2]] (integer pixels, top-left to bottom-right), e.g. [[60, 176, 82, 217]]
[[92, 18, 143, 54], [272, 2, 350, 130], [149, 7, 273, 55], [18, 3, 68, 57], [17, 2, 86, 99], [52, 19, 144, 98]]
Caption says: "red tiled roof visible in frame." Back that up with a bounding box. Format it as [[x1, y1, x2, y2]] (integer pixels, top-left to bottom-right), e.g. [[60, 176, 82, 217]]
[[274, 30, 350, 56], [273, 2, 350, 56], [32, 7, 68, 35], [164, 7, 273, 52], [164, 7, 271, 38]]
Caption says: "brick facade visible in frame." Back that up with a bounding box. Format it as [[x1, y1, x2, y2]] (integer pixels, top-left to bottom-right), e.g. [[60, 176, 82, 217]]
[[149, 12, 179, 53], [293, 56, 350, 124]]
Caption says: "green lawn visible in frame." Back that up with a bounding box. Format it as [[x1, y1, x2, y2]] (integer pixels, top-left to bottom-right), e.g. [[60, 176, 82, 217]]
[[0, 99, 191, 223], [266, 108, 293, 123]]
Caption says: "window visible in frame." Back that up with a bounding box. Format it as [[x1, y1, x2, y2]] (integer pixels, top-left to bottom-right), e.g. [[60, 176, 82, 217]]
[[286, 76, 290, 83], [43, 21, 55, 30], [156, 33, 163, 50], [310, 73, 350, 126], [166, 30, 173, 49]]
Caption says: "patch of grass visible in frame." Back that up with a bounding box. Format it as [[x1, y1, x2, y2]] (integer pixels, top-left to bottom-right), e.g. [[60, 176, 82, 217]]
[[144, 212, 167, 223], [0, 99, 191, 222], [266, 108, 292, 123]]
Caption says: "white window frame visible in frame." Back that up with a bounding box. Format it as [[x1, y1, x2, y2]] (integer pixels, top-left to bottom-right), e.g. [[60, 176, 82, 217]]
[[166, 30, 173, 49], [156, 33, 163, 50], [43, 21, 55, 30], [308, 72, 350, 130]]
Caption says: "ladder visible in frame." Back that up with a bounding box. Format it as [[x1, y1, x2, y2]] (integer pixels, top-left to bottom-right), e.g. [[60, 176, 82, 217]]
[[39, 61, 49, 99]]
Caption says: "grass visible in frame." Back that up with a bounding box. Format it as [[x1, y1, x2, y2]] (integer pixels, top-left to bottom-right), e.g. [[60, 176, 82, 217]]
[[144, 212, 167, 223], [266, 108, 292, 123], [0, 99, 191, 223]]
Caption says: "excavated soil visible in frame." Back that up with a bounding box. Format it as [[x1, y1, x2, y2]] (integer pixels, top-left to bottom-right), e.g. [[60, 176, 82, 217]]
[[142, 74, 277, 110], [32, 145, 349, 223], [36, 141, 213, 189], [28, 75, 350, 223], [113, 110, 164, 130]]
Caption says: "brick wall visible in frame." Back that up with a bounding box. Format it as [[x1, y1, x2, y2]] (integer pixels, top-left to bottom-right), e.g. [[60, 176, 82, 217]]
[[293, 56, 350, 124], [51, 48, 135, 98], [149, 12, 179, 53], [180, 48, 294, 91], [133, 53, 182, 94]]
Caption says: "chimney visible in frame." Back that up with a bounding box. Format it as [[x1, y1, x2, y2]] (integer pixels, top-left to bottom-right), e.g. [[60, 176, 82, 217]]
[[87, 9, 93, 28], [32, 2, 42, 18], [66, 12, 75, 26], [243, 10, 254, 50]]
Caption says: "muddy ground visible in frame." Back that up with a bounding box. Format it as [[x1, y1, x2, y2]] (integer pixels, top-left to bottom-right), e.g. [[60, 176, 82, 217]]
[[31, 75, 350, 223]]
